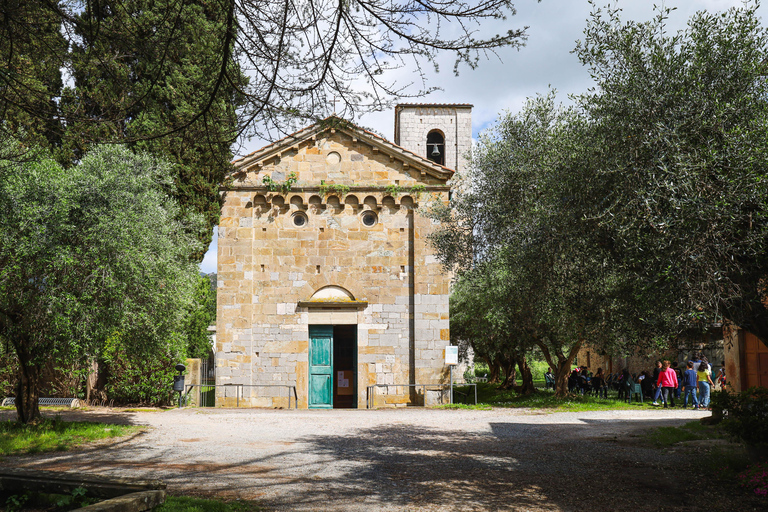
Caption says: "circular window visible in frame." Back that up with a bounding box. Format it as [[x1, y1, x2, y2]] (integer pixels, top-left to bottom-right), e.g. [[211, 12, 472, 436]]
[[326, 151, 341, 165], [292, 212, 308, 227], [361, 211, 378, 227]]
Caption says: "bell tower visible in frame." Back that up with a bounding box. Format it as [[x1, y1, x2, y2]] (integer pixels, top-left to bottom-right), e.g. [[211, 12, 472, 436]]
[[394, 104, 473, 173]]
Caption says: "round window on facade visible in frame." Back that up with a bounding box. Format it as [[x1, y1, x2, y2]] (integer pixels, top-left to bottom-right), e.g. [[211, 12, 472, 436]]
[[361, 211, 378, 227], [292, 212, 308, 227]]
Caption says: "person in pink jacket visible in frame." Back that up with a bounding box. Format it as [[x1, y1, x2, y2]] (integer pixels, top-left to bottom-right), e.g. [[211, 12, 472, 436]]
[[656, 360, 678, 408]]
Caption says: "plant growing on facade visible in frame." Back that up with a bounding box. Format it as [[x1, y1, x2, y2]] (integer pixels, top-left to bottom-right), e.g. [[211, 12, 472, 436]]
[[263, 172, 298, 193], [410, 184, 426, 199], [384, 184, 402, 196], [319, 180, 350, 198]]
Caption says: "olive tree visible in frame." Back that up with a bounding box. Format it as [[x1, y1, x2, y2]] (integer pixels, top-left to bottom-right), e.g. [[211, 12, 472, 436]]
[[0, 144, 203, 423], [451, 258, 538, 393], [433, 93, 660, 396], [574, 2, 768, 346]]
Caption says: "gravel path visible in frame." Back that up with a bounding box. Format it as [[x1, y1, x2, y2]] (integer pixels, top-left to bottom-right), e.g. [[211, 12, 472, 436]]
[[0, 407, 763, 511]]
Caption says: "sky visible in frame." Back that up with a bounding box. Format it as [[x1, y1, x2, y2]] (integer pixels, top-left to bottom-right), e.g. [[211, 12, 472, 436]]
[[198, 0, 750, 274]]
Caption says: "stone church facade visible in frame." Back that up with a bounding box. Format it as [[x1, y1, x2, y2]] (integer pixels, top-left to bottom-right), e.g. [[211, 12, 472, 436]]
[[216, 104, 471, 408]]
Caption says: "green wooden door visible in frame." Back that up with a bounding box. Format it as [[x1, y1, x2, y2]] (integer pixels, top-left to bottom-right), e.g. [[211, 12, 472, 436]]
[[308, 326, 333, 408]]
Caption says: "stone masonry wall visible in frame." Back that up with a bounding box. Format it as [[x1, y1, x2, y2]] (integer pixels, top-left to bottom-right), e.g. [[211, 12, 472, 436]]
[[217, 131, 451, 408]]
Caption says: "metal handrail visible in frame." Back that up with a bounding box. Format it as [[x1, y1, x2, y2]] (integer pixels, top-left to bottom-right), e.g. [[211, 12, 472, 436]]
[[366, 383, 477, 409], [183, 384, 298, 409]]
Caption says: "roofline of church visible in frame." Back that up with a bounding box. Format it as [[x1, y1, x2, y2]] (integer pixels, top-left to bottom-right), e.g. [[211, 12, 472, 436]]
[[219, 184, 450, 192], [231, 116, 455, 181], [395, 103, 473, 108]]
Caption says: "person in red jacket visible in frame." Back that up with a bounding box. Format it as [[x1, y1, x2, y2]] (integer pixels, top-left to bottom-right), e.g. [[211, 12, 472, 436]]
[[656, 360, 679, 408]]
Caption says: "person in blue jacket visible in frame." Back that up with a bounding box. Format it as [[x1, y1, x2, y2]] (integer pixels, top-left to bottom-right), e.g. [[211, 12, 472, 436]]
[[681, 361, 699, 409]]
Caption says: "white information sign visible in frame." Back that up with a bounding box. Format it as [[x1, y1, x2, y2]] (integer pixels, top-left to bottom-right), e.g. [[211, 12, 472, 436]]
[[445, 346, 459, 366]]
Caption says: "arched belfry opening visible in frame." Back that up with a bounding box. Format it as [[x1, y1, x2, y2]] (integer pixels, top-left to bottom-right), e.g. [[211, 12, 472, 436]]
[[426, 130, 445, 166]]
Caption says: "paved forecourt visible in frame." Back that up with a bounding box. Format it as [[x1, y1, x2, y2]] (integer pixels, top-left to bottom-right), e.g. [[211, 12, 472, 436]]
[[0, 407, 742, 511]]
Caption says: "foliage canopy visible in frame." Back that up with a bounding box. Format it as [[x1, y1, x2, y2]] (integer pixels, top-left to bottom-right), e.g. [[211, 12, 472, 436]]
[[435, 2, 768, 395], [0, 144, 202, 422]]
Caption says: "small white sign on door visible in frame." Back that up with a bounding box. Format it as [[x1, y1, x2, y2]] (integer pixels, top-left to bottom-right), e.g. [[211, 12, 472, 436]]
[[445, 346, 459, 366]]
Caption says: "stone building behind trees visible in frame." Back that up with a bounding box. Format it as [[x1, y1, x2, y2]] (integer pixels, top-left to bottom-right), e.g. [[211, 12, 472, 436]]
[[215, 105, 471, 408]]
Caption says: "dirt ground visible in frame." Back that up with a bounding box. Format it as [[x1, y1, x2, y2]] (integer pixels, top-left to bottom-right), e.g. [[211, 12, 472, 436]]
[[0, 407, 764, 511]]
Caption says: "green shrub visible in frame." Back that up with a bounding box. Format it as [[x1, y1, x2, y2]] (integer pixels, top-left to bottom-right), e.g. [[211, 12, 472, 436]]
[[473, 362, 489, 379], [101, 335, 182, 406], [712, 387, 768, 454], [527, 359, 550, 381]]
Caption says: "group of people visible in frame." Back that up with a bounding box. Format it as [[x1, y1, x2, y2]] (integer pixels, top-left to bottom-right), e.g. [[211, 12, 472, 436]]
[[547, 354, 725, 410], [639, 355, 724, 410]]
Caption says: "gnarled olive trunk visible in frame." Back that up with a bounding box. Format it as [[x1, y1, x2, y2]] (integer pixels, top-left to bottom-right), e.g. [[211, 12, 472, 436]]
[[538, 339, 582, 397], [487, 358, 501, 384], [553, 365, 571, 397], [14, 345, 42, 424], [516, 356, 535, 395], [499, 357, 517, 389]]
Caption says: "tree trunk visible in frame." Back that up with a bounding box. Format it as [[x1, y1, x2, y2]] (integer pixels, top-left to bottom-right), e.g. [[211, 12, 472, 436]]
[[86, 359, 99, 404], [499, 357, 517, 389], [15, 348, 41, 424], [553, 364, 571, 397], [516, 356, 535, 395], [538, 340, 582, 398], [487, 358, 501, 384]]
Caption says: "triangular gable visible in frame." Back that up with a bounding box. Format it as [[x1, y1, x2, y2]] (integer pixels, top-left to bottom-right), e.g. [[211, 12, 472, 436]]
[[231, 116, 454, 183]]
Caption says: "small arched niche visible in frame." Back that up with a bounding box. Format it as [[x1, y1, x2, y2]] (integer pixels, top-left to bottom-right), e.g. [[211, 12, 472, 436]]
[[326, 196, 342, 213], [308, 194, 324, 214], [345, 194, 360, 208], [253, 194, 268, 212], [426, 130, 445, 166], [290, 195, 306, 210], [382, 195, 398, 212], [363, 195, 378, 210], [400, 195, 415, 210], [271, 195, 285, 208]]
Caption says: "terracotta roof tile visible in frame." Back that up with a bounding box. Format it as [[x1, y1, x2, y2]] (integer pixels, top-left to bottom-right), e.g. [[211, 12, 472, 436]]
[[395, 103, 473, 108]]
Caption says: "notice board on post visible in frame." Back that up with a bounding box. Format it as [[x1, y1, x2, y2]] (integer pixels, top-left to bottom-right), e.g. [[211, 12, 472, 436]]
[[445, 346, 458, 366]]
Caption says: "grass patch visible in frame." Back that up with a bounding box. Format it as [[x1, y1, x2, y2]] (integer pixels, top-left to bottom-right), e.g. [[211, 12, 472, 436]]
[[434, 403, 493, 411], [645, 421, 753, 485], [644, 421, 721, 447], [123, 408, 163, 413], [449, 383, 666, 412], [0, 417, 142, 457], [157, 496, 264, 512]]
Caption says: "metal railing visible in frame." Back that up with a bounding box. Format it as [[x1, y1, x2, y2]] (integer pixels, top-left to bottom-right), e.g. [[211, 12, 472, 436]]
[[366, 383, 477, 409], [183, 384, 298, 409]]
